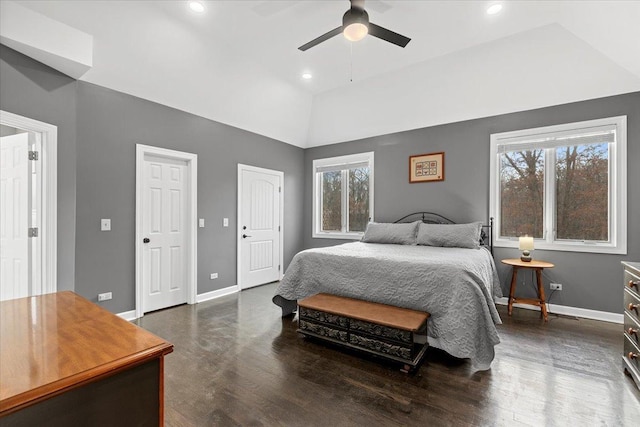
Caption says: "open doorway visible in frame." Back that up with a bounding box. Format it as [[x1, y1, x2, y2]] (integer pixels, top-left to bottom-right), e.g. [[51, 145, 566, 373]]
[[0, 111, 57, 300]]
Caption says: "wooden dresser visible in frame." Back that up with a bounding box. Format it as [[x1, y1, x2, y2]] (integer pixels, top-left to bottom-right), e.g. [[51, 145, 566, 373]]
[[0, 291, 173, 426], [623, 262, 640, 389]]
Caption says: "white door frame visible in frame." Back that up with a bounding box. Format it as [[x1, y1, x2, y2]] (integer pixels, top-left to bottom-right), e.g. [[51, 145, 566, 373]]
[[237, 164, 284, 289], [0, 110, 57, 296], [135, 144, 197, 318]]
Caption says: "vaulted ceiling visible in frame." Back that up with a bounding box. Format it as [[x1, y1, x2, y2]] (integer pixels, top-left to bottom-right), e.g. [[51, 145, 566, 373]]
[[4, 1, 640, 148]]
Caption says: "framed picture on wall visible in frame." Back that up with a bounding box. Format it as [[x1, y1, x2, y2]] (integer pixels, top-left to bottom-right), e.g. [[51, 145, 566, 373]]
[[409, 152, 445, 183]]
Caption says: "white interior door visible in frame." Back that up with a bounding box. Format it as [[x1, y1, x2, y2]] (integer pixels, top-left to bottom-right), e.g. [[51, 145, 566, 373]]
[[238, 165, 283, 289], [142, 155, 188, 312], [0, 133, 30, 301]]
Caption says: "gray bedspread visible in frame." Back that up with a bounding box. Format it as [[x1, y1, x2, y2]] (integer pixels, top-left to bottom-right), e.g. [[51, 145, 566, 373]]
[[273, 242, 503, 370]]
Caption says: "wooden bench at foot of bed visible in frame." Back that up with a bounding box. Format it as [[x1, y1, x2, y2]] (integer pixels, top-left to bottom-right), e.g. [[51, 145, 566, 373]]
[[297, 293, 430, 373]]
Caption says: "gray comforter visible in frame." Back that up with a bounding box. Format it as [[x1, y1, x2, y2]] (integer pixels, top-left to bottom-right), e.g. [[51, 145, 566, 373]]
[[273, 242, 503, 370]]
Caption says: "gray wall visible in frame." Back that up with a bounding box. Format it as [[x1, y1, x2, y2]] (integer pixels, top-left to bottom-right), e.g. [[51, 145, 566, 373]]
[[1, 45, 305, 313], [304, 92, 640, 314], [0, 45, 77, 291], [75, 83, 304, 312]]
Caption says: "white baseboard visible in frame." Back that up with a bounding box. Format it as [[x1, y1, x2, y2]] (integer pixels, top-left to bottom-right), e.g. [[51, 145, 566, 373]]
[[495, 297, 622, 324], [117, 310, 137, 321], [117, 286, 240, 321], [196, 285, 239, 303]]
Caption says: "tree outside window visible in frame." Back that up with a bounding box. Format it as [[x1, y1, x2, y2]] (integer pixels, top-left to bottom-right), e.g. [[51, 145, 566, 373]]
[[499, 144, 609, 242], [490, 116, 626, 254], [313, 152, 374, 239], [555, 143, 608, 241], [500, 149, 545, 238], [321, 171, 342, 232], [348, 167, 370, 232]]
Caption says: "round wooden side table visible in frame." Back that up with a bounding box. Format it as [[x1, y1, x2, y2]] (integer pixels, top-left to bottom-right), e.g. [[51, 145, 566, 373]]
[[501, 258, 555, 321]]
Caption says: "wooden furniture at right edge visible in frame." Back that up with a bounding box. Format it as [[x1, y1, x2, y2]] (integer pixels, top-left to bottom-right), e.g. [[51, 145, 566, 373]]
[[502, 258, 555, 322], [622, 261, 640, 389]]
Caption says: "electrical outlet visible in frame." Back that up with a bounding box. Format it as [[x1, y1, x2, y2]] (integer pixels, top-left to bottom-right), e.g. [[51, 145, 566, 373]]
[[210, 273, 218, 280], [98, 292, 112, 301], [550, 283, 562, 291]]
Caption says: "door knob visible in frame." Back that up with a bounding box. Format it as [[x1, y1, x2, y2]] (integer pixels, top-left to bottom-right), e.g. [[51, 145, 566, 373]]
[[143, 238, 150, 243], [242, 234, 252, 239]]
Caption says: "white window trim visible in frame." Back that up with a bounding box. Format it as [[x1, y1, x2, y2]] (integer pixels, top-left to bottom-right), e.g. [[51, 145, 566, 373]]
[[489, 116, 627, 255], [312, 152, 374, 239]]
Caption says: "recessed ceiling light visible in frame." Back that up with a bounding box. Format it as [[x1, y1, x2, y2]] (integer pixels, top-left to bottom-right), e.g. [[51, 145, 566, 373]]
[[302, 73, 313, 80], [189, 1, 205, 13], [486, 3, 503, 15]]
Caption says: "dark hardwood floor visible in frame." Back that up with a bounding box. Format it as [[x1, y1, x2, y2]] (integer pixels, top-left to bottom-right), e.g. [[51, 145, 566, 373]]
[[135, 283, 640, 426]]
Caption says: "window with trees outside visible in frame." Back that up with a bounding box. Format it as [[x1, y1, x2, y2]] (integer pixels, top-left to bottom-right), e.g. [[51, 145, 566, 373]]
[[490, 116, 627, 254], [312, 152, 374, 239]]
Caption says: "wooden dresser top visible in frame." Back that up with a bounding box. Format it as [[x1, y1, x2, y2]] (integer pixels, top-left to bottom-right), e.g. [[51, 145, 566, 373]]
[[0, 291, 173, 415]]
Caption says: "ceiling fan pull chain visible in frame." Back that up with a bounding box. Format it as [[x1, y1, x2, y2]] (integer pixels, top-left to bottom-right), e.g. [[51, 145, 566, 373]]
[[350, 42, 353, 83]]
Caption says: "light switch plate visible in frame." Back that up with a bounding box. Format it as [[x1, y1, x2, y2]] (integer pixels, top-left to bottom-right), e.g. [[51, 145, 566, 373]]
[[223, 218, 229, 227], [101, 219, 111, 231], [199, 218, 205, 228]]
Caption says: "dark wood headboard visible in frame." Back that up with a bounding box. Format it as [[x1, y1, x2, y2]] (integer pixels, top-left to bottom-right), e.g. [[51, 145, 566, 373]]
[[393, 212, 493, 254]]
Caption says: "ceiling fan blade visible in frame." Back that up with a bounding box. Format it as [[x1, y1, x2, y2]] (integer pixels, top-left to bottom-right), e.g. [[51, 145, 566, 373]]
[[298, 26, 343, 51], [368, 22, 411, 47]]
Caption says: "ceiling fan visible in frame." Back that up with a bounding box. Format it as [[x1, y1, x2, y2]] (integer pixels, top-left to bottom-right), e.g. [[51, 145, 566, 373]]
[[298, 0, 411, 51]]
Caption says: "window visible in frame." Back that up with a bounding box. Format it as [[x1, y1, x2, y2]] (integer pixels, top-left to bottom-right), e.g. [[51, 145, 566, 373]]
[[490, 116, 626, 254], [313, 152, 374, 239]]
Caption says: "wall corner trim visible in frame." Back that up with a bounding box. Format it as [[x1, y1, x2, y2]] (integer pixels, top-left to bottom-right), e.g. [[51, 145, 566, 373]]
[[495, 297, 622, 324]]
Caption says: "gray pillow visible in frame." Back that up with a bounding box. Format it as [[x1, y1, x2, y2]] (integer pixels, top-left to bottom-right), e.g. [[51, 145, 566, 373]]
[[362, 221, 420, 245], [416, 222, 483, 249]]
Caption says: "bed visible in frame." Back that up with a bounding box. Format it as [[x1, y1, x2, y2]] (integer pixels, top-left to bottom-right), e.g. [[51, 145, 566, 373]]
[[272, 213, 503, 370]]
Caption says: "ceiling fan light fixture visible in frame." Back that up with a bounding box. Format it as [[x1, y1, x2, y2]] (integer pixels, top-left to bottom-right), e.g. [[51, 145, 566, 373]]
[[344, 23, 368, 41], [342, 8, 369, 42], [298, 0, 410, 51]]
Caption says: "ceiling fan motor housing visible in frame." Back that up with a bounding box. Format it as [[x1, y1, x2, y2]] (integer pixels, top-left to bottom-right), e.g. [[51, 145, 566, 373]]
[[343, 8, 369, 29], [342, 7, 369, 41]]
